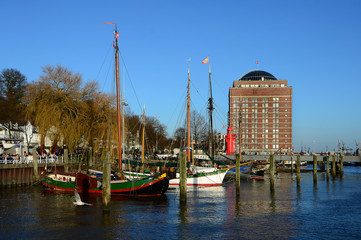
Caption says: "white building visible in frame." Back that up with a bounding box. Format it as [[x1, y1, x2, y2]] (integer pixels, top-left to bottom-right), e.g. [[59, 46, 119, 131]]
[[0, 121, 52, 154]]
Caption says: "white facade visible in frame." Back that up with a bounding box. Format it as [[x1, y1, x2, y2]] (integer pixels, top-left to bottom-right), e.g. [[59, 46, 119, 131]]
[[0, 121, 52, 154]]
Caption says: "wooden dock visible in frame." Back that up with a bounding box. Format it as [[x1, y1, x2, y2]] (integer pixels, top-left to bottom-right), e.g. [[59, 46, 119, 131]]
[[235, 154, 361, 163]]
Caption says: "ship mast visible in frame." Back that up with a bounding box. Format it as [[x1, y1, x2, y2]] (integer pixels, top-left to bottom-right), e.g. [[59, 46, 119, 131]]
[[101, 21, 123, 174], [141, 105, 145, 168], [114, 26, 122, 171], [187, 62, 191, 163], [207, 63, 214, 160]]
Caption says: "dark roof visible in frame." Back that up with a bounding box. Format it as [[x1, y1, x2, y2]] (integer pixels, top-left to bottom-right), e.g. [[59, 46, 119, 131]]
[[239, 70, 277, 81]]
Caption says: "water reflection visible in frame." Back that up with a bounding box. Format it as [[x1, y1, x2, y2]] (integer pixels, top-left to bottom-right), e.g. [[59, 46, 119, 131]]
[[2, 169, 361, 239], [297, 183, 301, 202], [179, 201, 187, 223], [313, 180, 318, 202], [270, 188, 276, 213]]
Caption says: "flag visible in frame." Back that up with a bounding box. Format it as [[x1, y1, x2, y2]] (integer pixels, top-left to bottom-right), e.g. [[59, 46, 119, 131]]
[[256, 61, 259, 64], [202, 56, 209, 64], [41, 164, 47, 175], [115, 32, 119, 39]]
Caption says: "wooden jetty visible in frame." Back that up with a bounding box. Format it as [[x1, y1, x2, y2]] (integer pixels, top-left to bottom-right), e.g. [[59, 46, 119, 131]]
[[237, 154, 361, 164]]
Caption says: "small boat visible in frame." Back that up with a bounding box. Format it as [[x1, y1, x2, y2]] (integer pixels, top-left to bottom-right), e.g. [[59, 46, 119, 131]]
[[227, 165, 251, 174], [169, 168, 229, 186], [283, 160, 307, 168], [239, 173, 264, 180]]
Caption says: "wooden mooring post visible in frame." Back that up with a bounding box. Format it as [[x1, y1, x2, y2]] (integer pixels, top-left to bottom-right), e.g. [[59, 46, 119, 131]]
[[326, 156, 330, 180], [236, 154, 240, 197], [313, 155, 317, 184], [64, 148, 69, 173], [332, 155, 336, 178], [32, 148, 39, 183], [339, 154, 344, 177], [296, 155, 301, 186], [102, 151, 111, 212], [179, 152, 187, 203], [269, 155, 275, 191]]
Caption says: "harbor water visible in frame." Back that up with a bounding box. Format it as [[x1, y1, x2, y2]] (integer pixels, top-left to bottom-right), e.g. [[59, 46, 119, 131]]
[[1, 166, 361, 239]]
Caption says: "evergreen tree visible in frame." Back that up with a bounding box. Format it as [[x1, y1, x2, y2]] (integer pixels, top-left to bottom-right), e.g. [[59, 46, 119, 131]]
[[0, 68, 27, 122]]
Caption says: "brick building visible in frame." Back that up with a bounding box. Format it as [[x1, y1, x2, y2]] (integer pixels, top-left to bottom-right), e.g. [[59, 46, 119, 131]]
[[228, 70, 292, 154]]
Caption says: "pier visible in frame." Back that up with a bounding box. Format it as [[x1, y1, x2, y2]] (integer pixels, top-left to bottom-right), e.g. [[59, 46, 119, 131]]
[[237, 154, 361, 163], [1, 153, 359, 188]]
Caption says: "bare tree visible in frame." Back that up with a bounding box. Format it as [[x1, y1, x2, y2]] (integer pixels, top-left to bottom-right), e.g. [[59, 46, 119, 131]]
[[190, 110, 208, 146], [24, 65, 115, 155], [173, 127, 186, 148]]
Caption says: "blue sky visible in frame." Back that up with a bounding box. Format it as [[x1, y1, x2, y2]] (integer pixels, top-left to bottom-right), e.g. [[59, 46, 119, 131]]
[[1, 0, 361, 152]]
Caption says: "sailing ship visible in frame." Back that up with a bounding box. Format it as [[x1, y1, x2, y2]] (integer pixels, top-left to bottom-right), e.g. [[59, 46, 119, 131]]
[[41, 171, 168, 196], [41, 22, 169, 196], [169, 57, 230, 186]]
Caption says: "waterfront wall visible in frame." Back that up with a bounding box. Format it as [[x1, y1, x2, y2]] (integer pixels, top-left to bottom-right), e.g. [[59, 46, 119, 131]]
[[0, 164, 64, 188]]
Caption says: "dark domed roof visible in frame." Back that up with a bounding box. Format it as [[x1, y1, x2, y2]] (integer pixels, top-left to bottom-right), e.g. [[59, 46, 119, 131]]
[[239, 70, 277, 81]]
